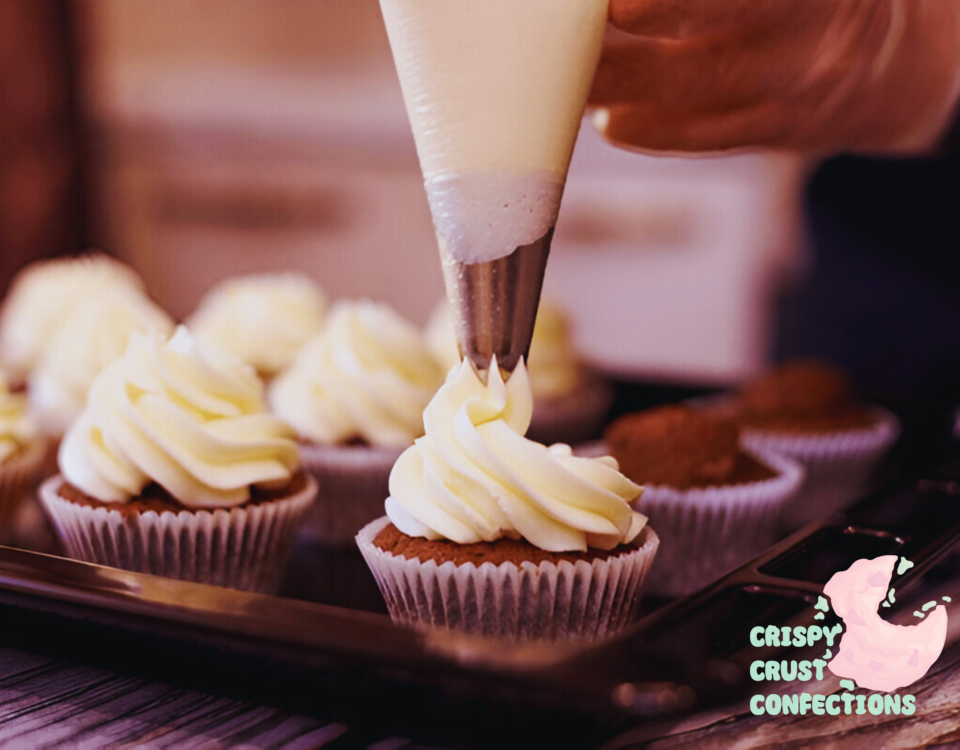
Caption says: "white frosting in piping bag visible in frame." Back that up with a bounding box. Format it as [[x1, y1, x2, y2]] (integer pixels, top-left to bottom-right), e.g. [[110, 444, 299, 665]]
[[380, 0, 609, 263], [386, 358, 645, 552]]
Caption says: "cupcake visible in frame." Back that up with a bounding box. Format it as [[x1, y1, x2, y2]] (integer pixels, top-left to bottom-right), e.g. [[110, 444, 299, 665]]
[[733, 359, 900, 531], [39, 326, 316, 591], [0, 372, 46, 524], [426, 299, 613, 445], [29, 285, 173, 438], [357, 358, 659, 641], [269, 301, 444, 545], [188, 272, 327, 379], [0, 254, 145, 385], [605, 405, 804, 598]]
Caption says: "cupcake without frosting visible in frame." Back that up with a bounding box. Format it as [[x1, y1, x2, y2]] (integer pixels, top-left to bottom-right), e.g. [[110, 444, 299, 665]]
[[29, 285, 173, 437], [0, 372, 46, 523], [269, 300, 444, 545], [188, 272, 327, 378], [604, 405, 804, 597], [0, 254, 144, 384], [358, 358, 659, 641], [732, 359, 900, 531], [39, 326, 316, 590], [426, 298, 612, 444]]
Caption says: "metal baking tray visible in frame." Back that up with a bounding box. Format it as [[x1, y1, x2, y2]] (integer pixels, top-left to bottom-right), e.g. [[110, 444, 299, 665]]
[[0, 388, 958, 746]]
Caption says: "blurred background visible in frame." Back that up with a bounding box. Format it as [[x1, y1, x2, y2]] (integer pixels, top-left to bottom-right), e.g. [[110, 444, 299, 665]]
[[2, 0, 956, 393]]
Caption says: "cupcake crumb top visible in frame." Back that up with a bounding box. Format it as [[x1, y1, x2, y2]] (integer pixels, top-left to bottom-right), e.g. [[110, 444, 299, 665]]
[[606, 405, 774, 489], [373, 522, 638, 566], [736, 359, 876, 433]]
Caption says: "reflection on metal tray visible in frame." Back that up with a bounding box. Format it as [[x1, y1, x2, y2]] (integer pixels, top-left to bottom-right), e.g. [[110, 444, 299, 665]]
[[0, 396, 958, 746]]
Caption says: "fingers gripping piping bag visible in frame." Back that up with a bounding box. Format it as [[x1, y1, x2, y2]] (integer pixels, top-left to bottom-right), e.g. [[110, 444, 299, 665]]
[[379, 0, 609, 375]]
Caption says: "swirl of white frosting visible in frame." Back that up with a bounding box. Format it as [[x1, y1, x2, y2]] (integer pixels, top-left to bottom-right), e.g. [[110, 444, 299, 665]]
[[29, 287, 174, 436], [386, 359, 645, 552], [269, 301, 444, 449], [189, 273, 327, 376], [0, 254, 144, 382], [59, 326, 299, 508], [0, 373, 37, 465], [426, 299, 583, 400]]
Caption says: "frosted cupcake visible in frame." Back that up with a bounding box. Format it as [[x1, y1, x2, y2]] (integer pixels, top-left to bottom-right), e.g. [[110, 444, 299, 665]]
[[29, 286, 173, 438], [605, 405, 803, 598], [357, 359, 659, 641], [39, 326, 316, 591], [427, 299, 613, 445], [269, 301, 444, 545], [733, 360, 900, 531], [0, 254, 145, 385], [188, 272, 327, 379], [0, 372, 46, 523]]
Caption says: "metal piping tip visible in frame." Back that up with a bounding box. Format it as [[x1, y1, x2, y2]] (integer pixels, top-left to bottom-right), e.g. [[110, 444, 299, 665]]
[[441, 230, 552, 382]]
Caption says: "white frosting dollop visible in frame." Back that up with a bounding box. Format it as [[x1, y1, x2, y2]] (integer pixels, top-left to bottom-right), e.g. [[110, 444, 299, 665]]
[[188, 273, 327, 376], [0, 254, 145, 382], [59, 326, 299, 508], [426, 299, 584, 400], [29, 287, 174, 436], [269, 301, 444, 449], [386, 358, 645, 552], [0, 373, 37, 465]]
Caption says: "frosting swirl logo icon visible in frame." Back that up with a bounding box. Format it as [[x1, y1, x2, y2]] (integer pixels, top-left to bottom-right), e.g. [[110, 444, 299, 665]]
[[749, 554, 950, 717], [826, 555, 948, 692]]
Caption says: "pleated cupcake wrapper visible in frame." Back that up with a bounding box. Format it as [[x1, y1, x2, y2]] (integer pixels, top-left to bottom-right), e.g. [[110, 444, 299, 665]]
[[741, 407, 900, 532], [298, 442, 402, 547], [527, 374, 615, 447], [634, 447, 805, 598], [356, 516, 660, 642], [39, 474, 317, 592], [0, 439, 48, 524]]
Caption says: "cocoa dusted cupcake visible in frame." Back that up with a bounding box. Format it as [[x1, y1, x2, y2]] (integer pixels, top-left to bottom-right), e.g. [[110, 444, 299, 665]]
[[269, 301, 444, 546], [733, 359, 900, 531], [357, 358, 659, 641], [605, 405, 803, 597], [39, 326, 316, 591], [426, 299, 613, 445]]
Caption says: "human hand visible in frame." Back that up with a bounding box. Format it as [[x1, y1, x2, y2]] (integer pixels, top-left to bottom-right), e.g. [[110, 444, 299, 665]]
[[590, 0, 960, 154]]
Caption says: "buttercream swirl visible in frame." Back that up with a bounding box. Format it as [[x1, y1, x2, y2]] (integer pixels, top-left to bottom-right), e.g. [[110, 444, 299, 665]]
[[426, 299, 583, 400], [386, 359, 645, 552], [0, 254, 144, 382], [29, 287, 174, 436], [59, 326, 299, 508], [269, 301, 444, 448], [0, 373, 37, 465], [189, 273, 327, 376]]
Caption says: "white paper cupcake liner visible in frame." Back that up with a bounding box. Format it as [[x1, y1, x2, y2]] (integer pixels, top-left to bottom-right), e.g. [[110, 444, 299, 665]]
[[527, 374, 615, 446], [0, 438, 47, 524], [39, 474, 317, 592], [741, 407, 900, 532], [356, 516, 660, 642], [298, 442, 402, 547], [632, 447, 805, 598]]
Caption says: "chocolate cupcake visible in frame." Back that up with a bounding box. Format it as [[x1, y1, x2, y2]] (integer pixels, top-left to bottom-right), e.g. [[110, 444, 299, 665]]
[[269, 301, 444, 546], [39, 327, 316, 591], [426, 299, 613, 445], [734, 360, 900, 531], [605, 405, 803, 597], [357, 359, 658, 641]]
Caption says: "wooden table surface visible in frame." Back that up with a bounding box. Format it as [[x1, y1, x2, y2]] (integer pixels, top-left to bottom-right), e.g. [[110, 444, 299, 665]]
[[2, 634, 960, 750]]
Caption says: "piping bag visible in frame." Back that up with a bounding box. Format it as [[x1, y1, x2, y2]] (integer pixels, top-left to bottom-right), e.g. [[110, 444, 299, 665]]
[[379, 0, 609, 379]]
